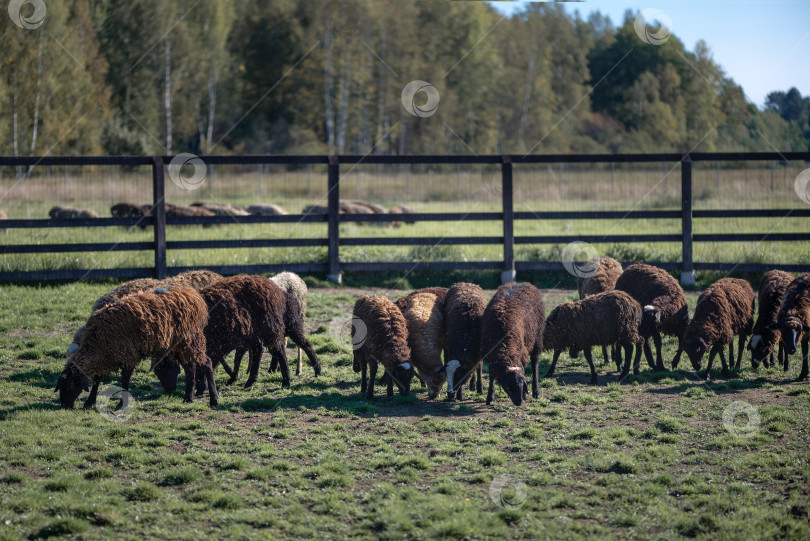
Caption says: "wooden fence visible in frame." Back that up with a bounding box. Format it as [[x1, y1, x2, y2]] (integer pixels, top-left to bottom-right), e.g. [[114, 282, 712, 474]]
[[1, 152, 809, 284]]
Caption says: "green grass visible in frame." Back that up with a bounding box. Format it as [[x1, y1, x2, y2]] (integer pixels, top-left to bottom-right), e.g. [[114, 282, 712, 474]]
[[0, 282, 809, 539]]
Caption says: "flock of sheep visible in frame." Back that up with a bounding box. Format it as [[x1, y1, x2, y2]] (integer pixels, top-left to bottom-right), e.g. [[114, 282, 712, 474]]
[[55, 263, 809, 411], [44, 200, 417, 226]]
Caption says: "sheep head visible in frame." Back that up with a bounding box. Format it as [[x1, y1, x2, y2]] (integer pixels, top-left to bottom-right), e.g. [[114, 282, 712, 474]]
[[748, 330, 778, 369], [151, 359, 181, 393], [640, 305, 662, 337], [683, 335, 708, 371], [770, 318, 805, 356], [499, 366, 528, 406], [55, 364, 90, 409], [388, 361, 415, 396], [419, 364, 446, 400]]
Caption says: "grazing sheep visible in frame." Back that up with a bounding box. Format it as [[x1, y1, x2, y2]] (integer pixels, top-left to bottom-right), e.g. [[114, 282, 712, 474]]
[[615, 263, 689, 371], [257, 272, 309, 377], [48, 205, 100, 219], [191, 202, 250, 216], [248, 203, 287, 216], [481, 282, 545, 406], [398, 292, 446, 399], [543, 290, 643, 384], [578, 256, 623, 368], [352, 295, 415, 399], [771, 273, 810, 381], [683, 278, 755, 380], [90, 271, 222, 312], [748, 270, 793, 370], [443, 282, 486, 400], [197, 275, 320, 391], [55, 286, 216, 409]]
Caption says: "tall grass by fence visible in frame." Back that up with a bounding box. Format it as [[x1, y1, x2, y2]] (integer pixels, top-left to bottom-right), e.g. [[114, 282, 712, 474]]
[[1, 152, 809, 284]]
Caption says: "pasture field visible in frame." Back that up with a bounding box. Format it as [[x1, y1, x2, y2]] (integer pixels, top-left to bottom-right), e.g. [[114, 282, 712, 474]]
[[0, 281, 809, 540], [2, 163, 809, 276]]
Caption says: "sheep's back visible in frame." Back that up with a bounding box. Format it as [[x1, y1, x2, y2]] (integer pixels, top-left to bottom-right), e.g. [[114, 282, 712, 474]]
[[353, 295, 410, 370], [481, 283, 545, 369], [578, 257, 622, 299], [444, 283, 486, 362]]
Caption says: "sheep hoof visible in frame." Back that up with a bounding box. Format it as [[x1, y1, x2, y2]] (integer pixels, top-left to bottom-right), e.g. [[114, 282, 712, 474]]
[[532, 391, 539, 399], [226, 377, 237, 385], [83, 400, 96, 410], [209, 398, 219, 408]]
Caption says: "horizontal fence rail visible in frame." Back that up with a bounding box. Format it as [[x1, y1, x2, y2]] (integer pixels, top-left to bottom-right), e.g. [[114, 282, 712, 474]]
[[1, 152, 809, 283]]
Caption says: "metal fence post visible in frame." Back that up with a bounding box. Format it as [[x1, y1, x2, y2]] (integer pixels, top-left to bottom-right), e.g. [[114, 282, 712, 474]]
[[327, 155, 342, 283], [680, 156, 695, 286], [152, 156, 167, 280], [501, 156, 516, 284]]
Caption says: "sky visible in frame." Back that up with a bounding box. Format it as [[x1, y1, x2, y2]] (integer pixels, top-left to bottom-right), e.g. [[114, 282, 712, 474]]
[[487, 1, 810, 108]]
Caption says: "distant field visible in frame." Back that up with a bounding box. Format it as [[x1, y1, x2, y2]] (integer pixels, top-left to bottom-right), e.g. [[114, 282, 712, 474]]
[[1, 162, 808, 278], [0, 282, 808, 540]]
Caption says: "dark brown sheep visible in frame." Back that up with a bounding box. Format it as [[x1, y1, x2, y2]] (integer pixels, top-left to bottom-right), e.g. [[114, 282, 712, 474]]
[[443, 282, 486, 400], [615, 263, 689, 371], [399, 292, 446, 399], [578, 256, 623, 368], [48, 205, 100, 219], [748, 270, 793, 370], [55, 286, 216, 408], [543, 290, 643, 384], [110, 202, 145, 217], [352, 295, 415, 399], [481, 282, 545, 406], [683, 278, 755, 380], [197, 275, 321, 391], [772, 273, 810, 381], [165, 203, 216, 217]]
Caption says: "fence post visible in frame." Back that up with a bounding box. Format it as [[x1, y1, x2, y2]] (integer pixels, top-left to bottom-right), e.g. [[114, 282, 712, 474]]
[[680, 155, 695, 286], [327, 155, 342, 284], [501, 156, 516, 284], [152, 156, 167, 280]]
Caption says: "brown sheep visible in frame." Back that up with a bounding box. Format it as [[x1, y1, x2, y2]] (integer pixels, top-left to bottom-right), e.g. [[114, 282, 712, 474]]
[[683, 278, 755, 380], [48, 205, 100, 219], [399, 292, 446, 399], [110, 202, 145, 217], [196, 275, 320, 391], [352, 295, 415, 399], [578, 256, 623, 368], [389, 205, 417, 225], [91, 271, 222, 312], [394, 287, 449, 311], [443, 282, 486, 400], [748, 270, 793, 370], [543, 290, 643, 384], [55, 286, 216, 408], [191, 202, 250, 216], [771, 273, 810, 381], [615, 263, 689, 371], [481, 282, 545, 406], [165, 203, 216, 218]]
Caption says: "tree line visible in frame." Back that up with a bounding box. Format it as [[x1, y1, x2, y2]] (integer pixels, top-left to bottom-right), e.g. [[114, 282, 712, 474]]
[[1, 0, 808, 158]]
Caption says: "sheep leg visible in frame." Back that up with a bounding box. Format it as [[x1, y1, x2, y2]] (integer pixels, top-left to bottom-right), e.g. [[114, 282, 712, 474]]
[[797, 340, 809, 382], [366, 361, 378, 400], [203, 360, 218, 407], [583, 348, 597, 385], [728, 339, 735, 370], [642, 338, 656, 371], [613, 344, 621, 372], [779, 343, 787, 371], [387, 371, 395, 397], [736, 333, 745, 369], [628, 344, 638, 375], [486, 374, 495, 405], [618, 344, 631, 382], [285, 314, 321, 377], [544, 350, 561, 379], [633, 342, 643, 376], [476, 363, 483, 394], [226, 351, 243, 385], [83, 376, 102, 409], [182, 363, 196, 403], [296, 346, 303, 376], [531, 352, 540, 398], [601, 345, 610, 367], [652, 332, 664, 371], [360, 358, 368, 394], [672, 336, 685, 369], [719, 344, 730, 378], [269, 343, 291, 388], [468, 372, 475, 392], [244, 343, 267, 388]]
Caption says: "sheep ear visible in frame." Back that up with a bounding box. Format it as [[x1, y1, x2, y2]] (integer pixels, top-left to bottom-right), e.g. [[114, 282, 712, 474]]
[[655, 312, 661, 323], [434, 365, 444, 374], [54, 373, 65, 392]]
